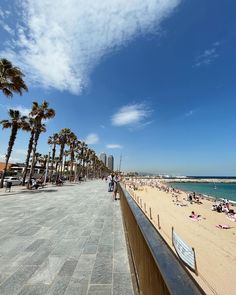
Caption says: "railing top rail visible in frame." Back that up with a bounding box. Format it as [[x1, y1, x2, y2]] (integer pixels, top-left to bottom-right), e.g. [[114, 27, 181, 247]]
[[120, 183, 205, 295]]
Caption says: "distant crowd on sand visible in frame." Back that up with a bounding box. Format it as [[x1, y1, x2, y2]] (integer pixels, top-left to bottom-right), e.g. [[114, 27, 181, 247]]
[[125, 177, 236, 225]]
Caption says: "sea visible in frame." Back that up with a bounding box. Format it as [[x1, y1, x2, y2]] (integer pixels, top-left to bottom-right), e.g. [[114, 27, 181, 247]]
[[170, 182, 236, 203]]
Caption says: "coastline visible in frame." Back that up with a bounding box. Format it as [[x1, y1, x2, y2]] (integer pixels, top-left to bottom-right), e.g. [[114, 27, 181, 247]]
[[165, 178, 236, 183], [124, 178, 236, 295], [165, 181, 236, 205]]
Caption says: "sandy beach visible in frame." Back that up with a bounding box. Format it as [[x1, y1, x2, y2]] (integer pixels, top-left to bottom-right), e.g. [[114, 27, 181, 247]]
[[124, 179, 236, 295]]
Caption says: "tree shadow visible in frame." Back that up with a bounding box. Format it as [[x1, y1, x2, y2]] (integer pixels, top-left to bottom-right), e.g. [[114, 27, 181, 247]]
[[0, 188, 58, 197], [18, 189, 58, 194]]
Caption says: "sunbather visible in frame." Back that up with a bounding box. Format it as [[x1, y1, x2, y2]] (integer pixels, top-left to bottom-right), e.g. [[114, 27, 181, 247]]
[[189, 211, 201, 218]]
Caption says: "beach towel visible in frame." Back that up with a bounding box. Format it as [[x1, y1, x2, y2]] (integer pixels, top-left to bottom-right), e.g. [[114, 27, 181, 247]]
[[189, 216, 202, 221], [226, 216, 236, 222], [216, 224, 232, 229]]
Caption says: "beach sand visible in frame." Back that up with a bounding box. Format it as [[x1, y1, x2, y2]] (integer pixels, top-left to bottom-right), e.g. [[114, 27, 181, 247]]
[[126, 184, 236, 295]]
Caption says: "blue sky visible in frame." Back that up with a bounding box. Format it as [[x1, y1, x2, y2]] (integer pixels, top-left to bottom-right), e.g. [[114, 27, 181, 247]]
[[0, 0, 236, 176]]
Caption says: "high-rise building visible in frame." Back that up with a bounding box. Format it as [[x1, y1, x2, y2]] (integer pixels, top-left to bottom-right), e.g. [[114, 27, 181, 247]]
[[100, 153, 107, 166], [107, 155, 114, 171]]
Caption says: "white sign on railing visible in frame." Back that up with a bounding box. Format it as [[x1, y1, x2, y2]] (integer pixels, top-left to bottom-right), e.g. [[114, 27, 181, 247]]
[[172, 228, 197, 274]]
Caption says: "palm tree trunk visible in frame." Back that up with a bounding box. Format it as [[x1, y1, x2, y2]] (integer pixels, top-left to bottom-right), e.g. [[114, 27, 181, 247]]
[[27, 131, 40, 189], [49, 143, 56, 181], [22, 130, 34, 185], [0, 126, 17, 188], [58, 143, 64, 176]]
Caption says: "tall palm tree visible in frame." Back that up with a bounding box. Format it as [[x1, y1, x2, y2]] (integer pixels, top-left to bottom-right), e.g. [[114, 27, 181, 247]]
[[27, 101, 55, 188], [63, 150, 70, 175], [0, 110, 28, 187], [0, 58, 28, 98], [57, 128, 72, 176], [48, 133, 59, 180], [67, 132, 77, 181], [76, 141, 88, 177], [22, 118, 46, 185]]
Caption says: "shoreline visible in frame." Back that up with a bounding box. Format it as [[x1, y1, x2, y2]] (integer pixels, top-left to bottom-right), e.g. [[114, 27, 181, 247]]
[[165, 181, 236, 205], [124, 178, 236, 295], [165, 178, 236, 183]]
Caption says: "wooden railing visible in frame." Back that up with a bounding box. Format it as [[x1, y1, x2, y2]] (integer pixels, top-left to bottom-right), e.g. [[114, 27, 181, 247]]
[[118, 183, 205, 295]]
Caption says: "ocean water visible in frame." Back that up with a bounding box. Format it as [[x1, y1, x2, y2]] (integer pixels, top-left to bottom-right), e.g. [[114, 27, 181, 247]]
[[170, 182, 236, 202]]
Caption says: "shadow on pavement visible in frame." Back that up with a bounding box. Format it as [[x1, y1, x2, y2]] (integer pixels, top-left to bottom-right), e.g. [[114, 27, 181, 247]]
[[0, 188, 58, 197]]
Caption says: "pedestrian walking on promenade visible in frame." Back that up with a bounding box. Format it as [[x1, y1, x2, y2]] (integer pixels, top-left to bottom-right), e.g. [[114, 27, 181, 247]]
[[108, 173, 114, 192], [5, 180, 12, 192], [113, 173, 121, 200]]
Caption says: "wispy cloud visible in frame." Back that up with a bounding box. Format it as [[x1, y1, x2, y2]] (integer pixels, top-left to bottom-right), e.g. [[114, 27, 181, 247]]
[[111, 103, 152, 127], [0, 154, 22, 163], [106, 144, 123, 149], [185, 110, 194, 117], [0, 21, 14, 35], [14, 149, 27, 156], [1, 0, 181, 94], [194, 42, 221, 67], [85, 133, 99, 145], [0, 104, 31, 116], [12, 105, 31, 116]]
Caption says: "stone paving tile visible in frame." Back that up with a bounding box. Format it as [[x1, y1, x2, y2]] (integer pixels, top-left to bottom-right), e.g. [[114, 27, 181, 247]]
[[46, 275, 71, 295], [0, 265, 38, 295], [113, 272, 134, 295], [27, 256, 64, 285], [25, 239, 47, 252], [58, 259, 78, 277], [18, 283, 50, 295], [87, 284, 112, 295], [0, 180, 133, 294]]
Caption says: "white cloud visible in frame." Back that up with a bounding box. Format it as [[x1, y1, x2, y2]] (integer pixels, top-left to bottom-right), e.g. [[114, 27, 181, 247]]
[[106, 144, 123, 149], [14, 149, 27, 156], [0, 8, 10, 18], [0, 154, 22, 163], [0, 20, 14, 35], [10, 105, 31, 116], [111, 103, 151, 126], [1, 0, 181, 93], [194, 42, 221, 67], [0, 103, 31, 116], [85, 133, 99, 144]]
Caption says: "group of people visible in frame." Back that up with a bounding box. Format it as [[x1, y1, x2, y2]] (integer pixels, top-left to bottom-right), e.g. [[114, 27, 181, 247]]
[[107, 172, 120, 200], [187, 192, 203, 204], [212, 199, 231, 213]]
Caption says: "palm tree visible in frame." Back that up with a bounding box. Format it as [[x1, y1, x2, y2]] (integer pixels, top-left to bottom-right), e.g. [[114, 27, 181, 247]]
[[0, 109, 28, 187], [0, 58, 28, 98], [48, 133, 59, 180], [78, 141, 88, 178], [63, 150, 70, 175], [57, 128, 72, 176], [27, 101, 55, 188], [67, 132, 78, 181], [22, 118, 46, 185]]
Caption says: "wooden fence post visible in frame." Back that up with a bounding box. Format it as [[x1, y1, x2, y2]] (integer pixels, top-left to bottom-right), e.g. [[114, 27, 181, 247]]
[[157, 214, 161, 229]]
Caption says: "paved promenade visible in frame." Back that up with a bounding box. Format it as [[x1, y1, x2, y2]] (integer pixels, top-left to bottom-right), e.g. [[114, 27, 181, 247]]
[[0, 180, 133, 295]]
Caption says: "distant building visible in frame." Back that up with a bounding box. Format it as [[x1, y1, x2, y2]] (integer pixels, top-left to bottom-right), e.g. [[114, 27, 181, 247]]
[[0, 162, 13, 172], [107, 155, 114, 171], [100, 153, 107, 166]]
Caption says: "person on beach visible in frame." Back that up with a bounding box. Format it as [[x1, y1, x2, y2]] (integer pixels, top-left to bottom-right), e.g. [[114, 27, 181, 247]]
[[189, 211, 201, 218], [113, 172, 121, 200]]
